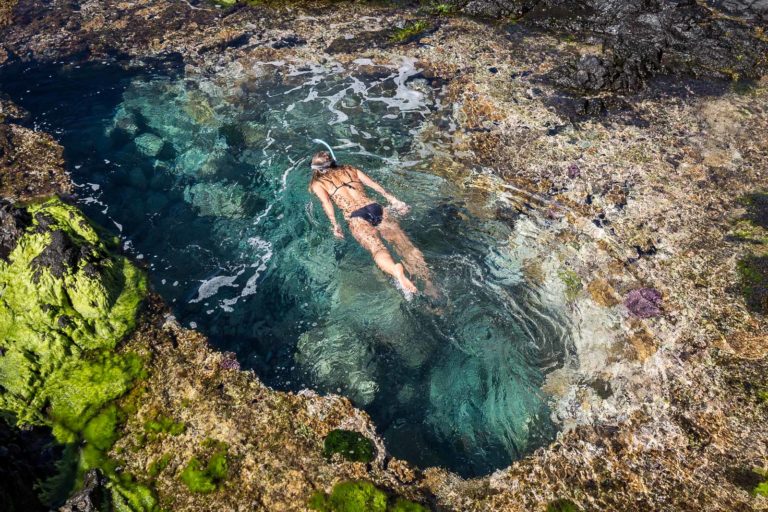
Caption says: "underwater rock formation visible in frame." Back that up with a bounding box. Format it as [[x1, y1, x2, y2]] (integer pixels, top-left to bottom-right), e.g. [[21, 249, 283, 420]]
[[134, 133, 165, 157]]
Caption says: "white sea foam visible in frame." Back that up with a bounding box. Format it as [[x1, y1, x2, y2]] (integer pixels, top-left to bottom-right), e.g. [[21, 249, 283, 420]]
[[190, 273, 242, 303]]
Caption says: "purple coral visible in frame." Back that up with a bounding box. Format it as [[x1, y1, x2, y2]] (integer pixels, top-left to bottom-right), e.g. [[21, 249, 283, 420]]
[[220, 352, 241, 371], [567, 163, 581, 179], [625, 288, 662, 318]]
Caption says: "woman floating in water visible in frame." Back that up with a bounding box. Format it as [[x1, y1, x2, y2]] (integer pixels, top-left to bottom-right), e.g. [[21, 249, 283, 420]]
[[309, 150, 432, 295]]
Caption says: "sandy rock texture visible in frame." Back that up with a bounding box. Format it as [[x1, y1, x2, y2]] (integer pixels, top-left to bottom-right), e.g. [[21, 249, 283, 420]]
[[1, 1, 767, 511]]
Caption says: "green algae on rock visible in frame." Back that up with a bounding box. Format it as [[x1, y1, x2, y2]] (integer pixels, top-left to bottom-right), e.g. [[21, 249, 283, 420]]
[[737, 256, 768, 315], [0, 197, 147, 430], [144, 413, 186, 439], [322, 429, 376, 463], [390, 20, 431, 43], [545, 499, 581, 512], [309, 481, 427, 512], [180, 440, 229, 494], [0, 197, 152, 510]]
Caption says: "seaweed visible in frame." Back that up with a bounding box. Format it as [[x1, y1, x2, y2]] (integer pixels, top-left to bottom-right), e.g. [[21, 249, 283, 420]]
[[390, 21, 431, 43], [546, 499, 581, 512], [0, 198, 153, 510], [308, 481, 427, 512], [180, 441, 229, 494], [322, 429, 375, 463]]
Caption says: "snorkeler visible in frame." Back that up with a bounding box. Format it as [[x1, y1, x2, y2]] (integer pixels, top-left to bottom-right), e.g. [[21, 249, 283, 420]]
[[309, 150, 432, 295]]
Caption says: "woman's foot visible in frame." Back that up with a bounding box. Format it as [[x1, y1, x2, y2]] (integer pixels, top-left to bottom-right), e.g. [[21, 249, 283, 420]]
[[394, 263, 418, 294]]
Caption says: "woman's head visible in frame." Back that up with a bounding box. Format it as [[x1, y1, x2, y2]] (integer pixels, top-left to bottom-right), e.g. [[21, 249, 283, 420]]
[[311, 151, 334, 173]]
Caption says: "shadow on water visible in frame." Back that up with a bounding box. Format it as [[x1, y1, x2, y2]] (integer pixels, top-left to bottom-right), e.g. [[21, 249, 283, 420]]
[[0, 59, 573, 477]]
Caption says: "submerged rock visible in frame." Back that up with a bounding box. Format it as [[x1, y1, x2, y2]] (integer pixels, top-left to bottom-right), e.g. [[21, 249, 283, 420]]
[[110, 106, 140, 138], [182, 181, 249, 218], [134, 133, 165, 157]]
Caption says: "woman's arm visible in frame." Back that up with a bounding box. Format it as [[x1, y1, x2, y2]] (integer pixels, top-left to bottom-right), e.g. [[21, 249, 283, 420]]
[[311, 182, 344, 239], [356, 169, 409, 212]]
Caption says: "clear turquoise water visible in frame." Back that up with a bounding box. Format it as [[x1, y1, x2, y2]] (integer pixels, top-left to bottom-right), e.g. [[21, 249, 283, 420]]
[[1, 59, 571, 476]]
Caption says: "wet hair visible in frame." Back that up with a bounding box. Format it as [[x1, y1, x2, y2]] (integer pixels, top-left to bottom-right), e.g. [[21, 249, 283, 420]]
[[311, 151, 335, 171]]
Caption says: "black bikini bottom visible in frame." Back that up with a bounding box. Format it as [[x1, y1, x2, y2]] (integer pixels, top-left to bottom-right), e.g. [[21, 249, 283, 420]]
[[350, 203, 384, 227]]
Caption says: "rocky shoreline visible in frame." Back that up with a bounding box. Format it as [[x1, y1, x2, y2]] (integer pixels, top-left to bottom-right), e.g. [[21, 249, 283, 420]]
[[1, 1, 767, 511]]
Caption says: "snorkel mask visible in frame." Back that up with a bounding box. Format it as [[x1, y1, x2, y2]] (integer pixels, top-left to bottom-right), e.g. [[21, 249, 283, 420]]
[[311, 139, 337, 172], [311, 160, 333, 172]]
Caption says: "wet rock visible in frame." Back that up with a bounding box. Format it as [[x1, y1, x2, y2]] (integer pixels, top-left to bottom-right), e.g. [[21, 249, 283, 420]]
[[0, 123, 71, 202], [31, 229, 101, 281], [0, 200, 31, 261], [326, 29, 393, 54], [220, 351, 240, 371], [452, 0, 768, 92], [272, 34, 306, 49], [134, 133, 165, 157], [0, 421, 62, 512], [0, 96, 28, 122], [587, 278, 619, 307], [625, 287, 663, 318], [59, 469, 109, 512]]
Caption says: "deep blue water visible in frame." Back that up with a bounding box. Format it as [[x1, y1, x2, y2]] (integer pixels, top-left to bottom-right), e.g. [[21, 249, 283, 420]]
[[0, 58, 572, 476]]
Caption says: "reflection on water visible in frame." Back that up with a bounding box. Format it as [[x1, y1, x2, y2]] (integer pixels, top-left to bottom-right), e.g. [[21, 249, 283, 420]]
[[0, 57, 572, 476]]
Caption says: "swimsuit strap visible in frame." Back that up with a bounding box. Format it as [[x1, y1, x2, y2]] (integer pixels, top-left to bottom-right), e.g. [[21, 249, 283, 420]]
[[321, 170, 363, 197]]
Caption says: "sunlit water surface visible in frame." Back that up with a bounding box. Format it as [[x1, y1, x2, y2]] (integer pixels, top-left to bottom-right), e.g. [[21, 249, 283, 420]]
[[1, 58, 573, 476]]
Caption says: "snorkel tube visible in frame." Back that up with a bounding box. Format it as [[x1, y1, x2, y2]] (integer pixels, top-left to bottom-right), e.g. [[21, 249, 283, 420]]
[[312, 138, 337, 164]]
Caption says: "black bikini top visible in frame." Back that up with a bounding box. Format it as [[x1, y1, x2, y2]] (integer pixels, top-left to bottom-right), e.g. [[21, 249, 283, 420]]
[[322, 171, 362, 197]]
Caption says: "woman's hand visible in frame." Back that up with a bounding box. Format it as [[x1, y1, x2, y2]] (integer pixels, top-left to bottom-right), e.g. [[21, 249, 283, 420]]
[[333, 224, 344, 239], [390, 198, 410, 215]]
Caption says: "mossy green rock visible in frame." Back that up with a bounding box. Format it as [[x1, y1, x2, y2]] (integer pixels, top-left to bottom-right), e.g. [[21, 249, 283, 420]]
[[737, 255, 768, 314], [309, 481, 427, 512], [0, 198, 152, 510], [0, 198, 147, 433], [180, 441, 229, 494], [546, 499, 581, 512], [322, 429, 376, 463]]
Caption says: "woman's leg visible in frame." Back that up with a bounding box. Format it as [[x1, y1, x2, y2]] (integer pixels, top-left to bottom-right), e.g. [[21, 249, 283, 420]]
[[378, 214, 432, 285], [348, 218, 417, 293]]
